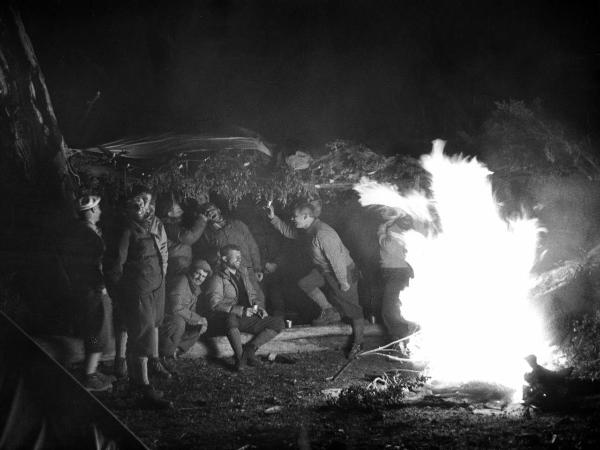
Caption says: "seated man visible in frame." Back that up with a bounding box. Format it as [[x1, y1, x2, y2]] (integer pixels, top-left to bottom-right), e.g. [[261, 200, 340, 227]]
[[205, 244, 284, 371], [159, 259, 211, 371]]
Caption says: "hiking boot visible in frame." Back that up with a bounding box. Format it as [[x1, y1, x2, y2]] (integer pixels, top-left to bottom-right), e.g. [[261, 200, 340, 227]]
[[148, 357, 172, 380], [311, 308, 341, 326], [235, 352, 248, 372], [161, 355, 178, 374], [84, 372, 113, 392], [242, 345, 262, 368], [137, 384, 173, 410], [346, 342, 363, 360], [113, 357, 128, 379]]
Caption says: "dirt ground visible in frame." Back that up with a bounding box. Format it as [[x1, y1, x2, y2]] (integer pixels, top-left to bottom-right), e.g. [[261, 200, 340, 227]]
[[97, 340, 600, 450]]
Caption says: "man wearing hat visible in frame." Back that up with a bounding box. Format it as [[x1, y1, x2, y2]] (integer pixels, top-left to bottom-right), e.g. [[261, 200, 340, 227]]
[[61, 195, 114, 391], [159, 258, 211, 371], [107, 186, 172, 409]]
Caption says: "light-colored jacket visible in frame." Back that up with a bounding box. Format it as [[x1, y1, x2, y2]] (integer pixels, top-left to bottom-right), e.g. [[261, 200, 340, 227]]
[[270, 216, 353, 286], [378, 221, 410, 269], [205, 266, 261, 316], [166, 274, 205, 325]]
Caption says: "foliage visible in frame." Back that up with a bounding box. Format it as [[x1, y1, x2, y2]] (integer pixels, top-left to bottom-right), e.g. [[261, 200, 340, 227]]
[[327, 373, 429, 411], [73, 140, 428, 208], [481, 100, 600, 179], [561, 309, 600, 380]]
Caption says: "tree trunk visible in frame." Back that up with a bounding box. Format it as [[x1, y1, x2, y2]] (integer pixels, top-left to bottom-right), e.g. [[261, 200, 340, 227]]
[[0, 4, 75, 319]]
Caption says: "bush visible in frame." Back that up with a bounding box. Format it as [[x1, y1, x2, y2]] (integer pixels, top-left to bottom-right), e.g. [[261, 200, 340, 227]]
[[327, 373, 429, 411], [561, 309, 600, 379]]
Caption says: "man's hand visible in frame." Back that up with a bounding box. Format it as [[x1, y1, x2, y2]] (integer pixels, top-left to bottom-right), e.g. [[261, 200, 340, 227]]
[[256, 306, 268, 319], [256, 271, 264, 282], [264, 262, 278, 274], [194, 317, 208, 327], [265, 204, 275, 220], [243, 306, 256, 317], [339, 281, 350, 292]]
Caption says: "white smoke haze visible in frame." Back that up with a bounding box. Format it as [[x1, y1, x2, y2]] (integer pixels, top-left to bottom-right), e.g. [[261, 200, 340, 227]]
[[355, 139, 551, 397]]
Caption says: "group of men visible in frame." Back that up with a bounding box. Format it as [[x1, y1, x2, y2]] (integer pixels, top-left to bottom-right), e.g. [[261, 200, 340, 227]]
[[61, 186, 390, 410]]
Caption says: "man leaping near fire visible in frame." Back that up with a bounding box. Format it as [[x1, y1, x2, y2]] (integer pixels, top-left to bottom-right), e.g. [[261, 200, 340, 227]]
[[266, 202, 365, 359]]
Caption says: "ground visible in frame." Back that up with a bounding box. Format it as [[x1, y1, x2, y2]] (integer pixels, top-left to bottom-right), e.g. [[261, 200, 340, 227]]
[[97, 340, 600, 449]]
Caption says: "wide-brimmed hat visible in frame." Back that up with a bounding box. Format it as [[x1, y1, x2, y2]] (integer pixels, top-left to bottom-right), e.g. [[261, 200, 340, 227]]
[[77, 195, 101, 212]]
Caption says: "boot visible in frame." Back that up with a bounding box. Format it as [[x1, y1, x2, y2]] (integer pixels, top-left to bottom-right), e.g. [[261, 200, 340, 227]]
[[113, 357, 128, 379], [136, 384, 173, 410], [312, 308, 341, 326], [226, 328, 245, 371], [346, 318, 365, 359], [244, 328, 279, 367], [148, 357, 172, 380], [161, 354, 178, 374]]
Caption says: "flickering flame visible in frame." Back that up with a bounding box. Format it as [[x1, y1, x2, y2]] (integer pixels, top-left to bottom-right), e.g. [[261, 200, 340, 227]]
[[355, 140, 550, 397]]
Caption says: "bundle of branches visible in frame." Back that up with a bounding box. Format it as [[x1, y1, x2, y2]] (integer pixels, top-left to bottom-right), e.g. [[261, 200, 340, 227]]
[[73, 140, 429, 208]]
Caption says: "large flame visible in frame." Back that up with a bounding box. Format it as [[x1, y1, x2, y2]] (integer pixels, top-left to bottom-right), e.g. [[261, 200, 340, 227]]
[[355, 140, 549, 395]]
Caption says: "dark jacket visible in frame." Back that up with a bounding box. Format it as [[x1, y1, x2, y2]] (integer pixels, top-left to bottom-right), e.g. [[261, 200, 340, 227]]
[[61, 220, 106, 294], [197, 220, 261, 271], [107, 216, 168, 294], [165, 274, 205, 324], [163, 215, 207, 277], [205, 266, 260, 316]]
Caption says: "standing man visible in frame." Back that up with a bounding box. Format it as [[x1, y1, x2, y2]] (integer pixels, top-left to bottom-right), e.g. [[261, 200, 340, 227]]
[[378, 214, 415, 348], [159, 259, 211, 371], [267, 203, 365, 358], [61, 195, 113, 391], [107, 187, 172, 409], [196, 203, 265, 303], [205, 244, 283, 371], [156, 194, 207, 280]]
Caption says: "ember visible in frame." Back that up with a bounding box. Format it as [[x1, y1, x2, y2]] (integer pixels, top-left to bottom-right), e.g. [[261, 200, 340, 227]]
[[355, 140, 552, 399]]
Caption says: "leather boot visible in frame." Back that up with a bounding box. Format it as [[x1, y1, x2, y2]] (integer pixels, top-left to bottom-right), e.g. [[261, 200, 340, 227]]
[[226, 328, 245, 371], [244, 328, 278, 367]]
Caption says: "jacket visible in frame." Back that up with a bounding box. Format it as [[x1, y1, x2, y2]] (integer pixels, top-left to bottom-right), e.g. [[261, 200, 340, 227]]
[[378, 221, 410, 269], [197, 220, 261, 271], [107, 216, 168, 294], [165, 273, 205, 324], [270, 216, 354, 286], [163, 215, 207, 277], [205, 266, 261, 316], [61, 219, 106, 294]]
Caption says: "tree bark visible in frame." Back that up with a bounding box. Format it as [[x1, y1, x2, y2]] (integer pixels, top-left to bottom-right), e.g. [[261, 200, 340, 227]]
[[0, 4, 75, 318]]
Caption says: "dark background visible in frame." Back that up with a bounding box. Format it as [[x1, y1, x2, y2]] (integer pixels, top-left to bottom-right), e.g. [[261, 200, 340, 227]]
[[19, 0, 600, 155]]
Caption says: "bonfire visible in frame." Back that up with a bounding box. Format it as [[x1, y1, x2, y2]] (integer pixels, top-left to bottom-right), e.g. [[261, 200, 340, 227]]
[[353, 139, 553, 403]]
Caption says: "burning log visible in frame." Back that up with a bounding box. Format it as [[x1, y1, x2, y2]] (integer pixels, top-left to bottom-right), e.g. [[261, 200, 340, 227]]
[[529, 260, 584, 298]]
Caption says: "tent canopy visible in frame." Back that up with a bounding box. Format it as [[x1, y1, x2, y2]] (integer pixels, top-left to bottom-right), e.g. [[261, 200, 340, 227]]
[[81, 131, 273, 160]]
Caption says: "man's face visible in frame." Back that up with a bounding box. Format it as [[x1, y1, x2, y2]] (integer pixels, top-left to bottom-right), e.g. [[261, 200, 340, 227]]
[[168, 202, 183, 219], [292, 209, 311, 229], [222, 249, 242, 270], [128, 193, 153, 222], [206, 205, 225, 228], [190, 267, 209, 286], [90, 205, 102, 224]]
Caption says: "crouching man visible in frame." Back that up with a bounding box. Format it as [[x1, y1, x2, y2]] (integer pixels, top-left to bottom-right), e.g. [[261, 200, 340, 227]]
[[205, 244, 283, 371], [159, 259, 211, 371]]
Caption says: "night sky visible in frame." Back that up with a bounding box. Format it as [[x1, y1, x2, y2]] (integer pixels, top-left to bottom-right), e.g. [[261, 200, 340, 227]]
[[20, 0, 600, 155]]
